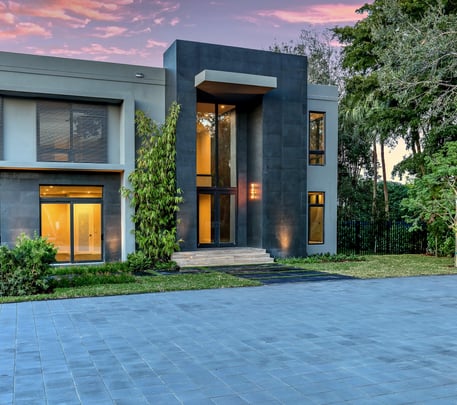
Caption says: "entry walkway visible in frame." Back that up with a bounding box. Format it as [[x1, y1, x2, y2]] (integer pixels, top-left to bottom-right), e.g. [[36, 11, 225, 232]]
[[2, 275, 457, 404]]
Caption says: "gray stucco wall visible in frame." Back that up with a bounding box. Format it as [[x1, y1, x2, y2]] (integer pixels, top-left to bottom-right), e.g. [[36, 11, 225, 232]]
[[307, 84, 339, 255], [0, 51, 167, 260]]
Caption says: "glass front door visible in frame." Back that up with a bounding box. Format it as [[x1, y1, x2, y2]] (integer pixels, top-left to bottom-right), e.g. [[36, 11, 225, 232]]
[[196, 103, 237, 247]]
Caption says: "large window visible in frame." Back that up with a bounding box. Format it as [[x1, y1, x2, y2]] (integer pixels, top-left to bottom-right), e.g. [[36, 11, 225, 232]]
[[308, 192, 324, 244], [40, 185, 103, 263], [309, 112, 325, 165], [37, 101, 107, 163]]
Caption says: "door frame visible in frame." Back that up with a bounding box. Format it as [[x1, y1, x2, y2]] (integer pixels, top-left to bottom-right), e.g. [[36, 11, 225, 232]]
[[197, 188, 237, 248]]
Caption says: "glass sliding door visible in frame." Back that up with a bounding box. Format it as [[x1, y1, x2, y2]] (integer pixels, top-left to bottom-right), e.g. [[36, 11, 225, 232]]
[[196, 103, 237, 247], [40, 185, 103, 263]]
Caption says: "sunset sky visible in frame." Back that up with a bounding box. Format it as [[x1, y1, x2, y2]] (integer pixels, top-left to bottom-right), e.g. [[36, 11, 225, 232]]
[[0, 0, 370, 67]]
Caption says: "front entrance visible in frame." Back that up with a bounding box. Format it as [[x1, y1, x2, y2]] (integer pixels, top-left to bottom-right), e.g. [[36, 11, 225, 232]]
[[196, 103, 237, 247]]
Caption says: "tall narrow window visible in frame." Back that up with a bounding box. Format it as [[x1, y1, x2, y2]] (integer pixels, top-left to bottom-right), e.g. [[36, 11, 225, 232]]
[[308, 192, 324, 244], [37, 101, 107, 163], [309, 112, 325, 165], [196, 103, 237, 247], [40, 185, 103, 263]]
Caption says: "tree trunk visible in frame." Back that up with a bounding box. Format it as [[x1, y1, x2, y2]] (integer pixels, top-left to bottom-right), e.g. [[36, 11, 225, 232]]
[[372, 138, 378, 220], [380, 139, 389, 219]]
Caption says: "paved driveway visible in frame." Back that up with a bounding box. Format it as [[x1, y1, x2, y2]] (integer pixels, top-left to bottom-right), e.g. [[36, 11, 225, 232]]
[[1, 275, 457, 404]]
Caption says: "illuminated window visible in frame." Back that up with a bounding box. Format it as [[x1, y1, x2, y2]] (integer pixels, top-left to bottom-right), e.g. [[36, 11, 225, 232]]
[[40, 185, 103, 263], [308, 192, 324, 244], [309, 112, 325, 165], [37, 101, 107, 163]]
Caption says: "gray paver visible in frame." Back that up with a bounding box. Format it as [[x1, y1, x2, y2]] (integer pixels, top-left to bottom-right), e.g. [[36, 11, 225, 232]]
[[2, 275, 457, 404]]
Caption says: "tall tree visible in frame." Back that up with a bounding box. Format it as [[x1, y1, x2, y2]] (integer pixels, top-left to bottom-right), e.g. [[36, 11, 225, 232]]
[[121, 103, 183, 263], [335, 0, 457, 182], [375, 3, 457, 138], [270, 28, 343, 90]]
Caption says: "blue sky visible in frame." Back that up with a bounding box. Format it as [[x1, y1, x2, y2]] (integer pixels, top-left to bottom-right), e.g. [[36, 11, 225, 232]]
[[0, 0, 368, 67]]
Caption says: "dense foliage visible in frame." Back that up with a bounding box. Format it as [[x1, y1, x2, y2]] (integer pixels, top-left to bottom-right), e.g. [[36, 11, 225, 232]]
[[402, 142, 457, 265], [331, 0, 457, 255], [0, 234, 57, 296], [121, 103, 183, 264]]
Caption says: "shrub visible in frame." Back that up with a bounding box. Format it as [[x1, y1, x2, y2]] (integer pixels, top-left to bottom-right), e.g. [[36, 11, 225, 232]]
[[48, 262, 134, 289], [0, 234, 57, 296], [126, 251, 154, 273]]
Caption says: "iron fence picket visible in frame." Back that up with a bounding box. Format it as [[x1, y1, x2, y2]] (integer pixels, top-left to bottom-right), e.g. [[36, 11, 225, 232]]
[[337, 220, 427, 255]]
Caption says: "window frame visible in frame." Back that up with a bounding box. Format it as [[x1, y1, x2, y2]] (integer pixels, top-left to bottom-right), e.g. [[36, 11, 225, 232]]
[[309, 111, 326, 166], [37, 100, 107, 163], [308, 191, 325, 245]]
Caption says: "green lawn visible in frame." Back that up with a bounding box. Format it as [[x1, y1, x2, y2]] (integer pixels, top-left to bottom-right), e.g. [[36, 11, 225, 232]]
[[0, 272, 260, 304], [2, 254, 457, 304], [278, 254, 457, 279]]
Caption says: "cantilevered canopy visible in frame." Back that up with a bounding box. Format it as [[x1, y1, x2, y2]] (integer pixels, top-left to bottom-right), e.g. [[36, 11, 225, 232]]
[[195, 69, 277, 97]]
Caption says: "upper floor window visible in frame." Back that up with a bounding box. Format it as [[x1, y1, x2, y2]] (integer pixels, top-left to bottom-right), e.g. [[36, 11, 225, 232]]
[[309, 112, 325, 165], [37, 101, 107, 163]]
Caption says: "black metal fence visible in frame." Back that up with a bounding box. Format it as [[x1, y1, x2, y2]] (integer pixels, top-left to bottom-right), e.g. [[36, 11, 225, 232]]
[[338, 220, 427, 255]]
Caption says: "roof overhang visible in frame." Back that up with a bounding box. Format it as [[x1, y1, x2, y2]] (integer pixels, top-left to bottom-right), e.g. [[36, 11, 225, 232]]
[[195, 69, 277, 97]]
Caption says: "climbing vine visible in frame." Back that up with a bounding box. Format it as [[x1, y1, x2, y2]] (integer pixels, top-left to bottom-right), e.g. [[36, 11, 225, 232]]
[[121, 102, 182, 263]]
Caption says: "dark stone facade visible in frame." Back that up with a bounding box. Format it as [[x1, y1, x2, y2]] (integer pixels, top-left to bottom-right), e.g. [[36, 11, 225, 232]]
[[0, 171, 122, 262], [164, 40, 308, 257]]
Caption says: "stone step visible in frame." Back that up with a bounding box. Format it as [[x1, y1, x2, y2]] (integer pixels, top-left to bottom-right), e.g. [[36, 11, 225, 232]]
[[172, 248, 274, 267]]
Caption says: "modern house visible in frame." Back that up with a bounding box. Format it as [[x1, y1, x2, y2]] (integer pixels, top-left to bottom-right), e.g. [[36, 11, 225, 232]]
[[0, 40, 337, 265]]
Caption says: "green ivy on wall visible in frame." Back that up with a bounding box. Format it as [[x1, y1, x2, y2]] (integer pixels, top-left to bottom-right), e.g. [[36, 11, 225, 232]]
[[121, 102, 183, 263]]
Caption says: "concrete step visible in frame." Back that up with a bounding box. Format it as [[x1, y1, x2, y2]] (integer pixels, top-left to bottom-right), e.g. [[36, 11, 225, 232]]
[[172, 248, 274, 267]]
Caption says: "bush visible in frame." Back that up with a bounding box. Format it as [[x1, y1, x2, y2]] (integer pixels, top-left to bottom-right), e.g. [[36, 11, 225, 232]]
[[48, 262, 135, 289], [0, 234, 57, 297], [126, 251, 153, 273]]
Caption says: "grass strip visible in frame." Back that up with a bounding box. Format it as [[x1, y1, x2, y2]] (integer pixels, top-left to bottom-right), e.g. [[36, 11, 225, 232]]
[[278, 254, 457, 279], [0, 272, 261, 304]]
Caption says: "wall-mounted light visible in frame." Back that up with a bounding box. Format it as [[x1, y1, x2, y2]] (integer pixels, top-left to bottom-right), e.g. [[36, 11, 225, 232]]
[[135, 72, 144, 78], [249, 182, 260, 201]]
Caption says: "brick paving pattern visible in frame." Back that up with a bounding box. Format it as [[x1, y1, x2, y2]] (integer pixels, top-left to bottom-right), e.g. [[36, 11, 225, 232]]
[[1, 275, 457, 404]]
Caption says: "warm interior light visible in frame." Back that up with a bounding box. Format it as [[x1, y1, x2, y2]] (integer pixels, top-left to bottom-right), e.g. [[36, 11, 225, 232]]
[[249, 182, 260, 200]]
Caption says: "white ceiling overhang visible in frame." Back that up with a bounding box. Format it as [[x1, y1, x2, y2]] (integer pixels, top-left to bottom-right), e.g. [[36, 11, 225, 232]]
[[195, 69, 277, 97]]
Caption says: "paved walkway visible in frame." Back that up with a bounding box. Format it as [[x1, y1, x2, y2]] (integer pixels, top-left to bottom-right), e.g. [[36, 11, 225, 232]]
[[2, 275, 457, 404]]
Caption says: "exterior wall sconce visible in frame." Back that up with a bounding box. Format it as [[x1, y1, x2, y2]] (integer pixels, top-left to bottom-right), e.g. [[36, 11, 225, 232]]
[[249, 182, 260, 201], [135, 72, 144, 78]]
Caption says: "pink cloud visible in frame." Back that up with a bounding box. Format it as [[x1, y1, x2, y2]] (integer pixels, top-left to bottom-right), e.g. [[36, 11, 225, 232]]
[[0, 12, 15, 24], [29, 42, 150, 61], [257, 4, 363, 25], [92, 26, 128, 38], [146, 39, 168, 48], [0, 22, 51, 40], [8, 0, 133, 27], [169, 17, 180, 26], [80, 43, 149, 58]]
